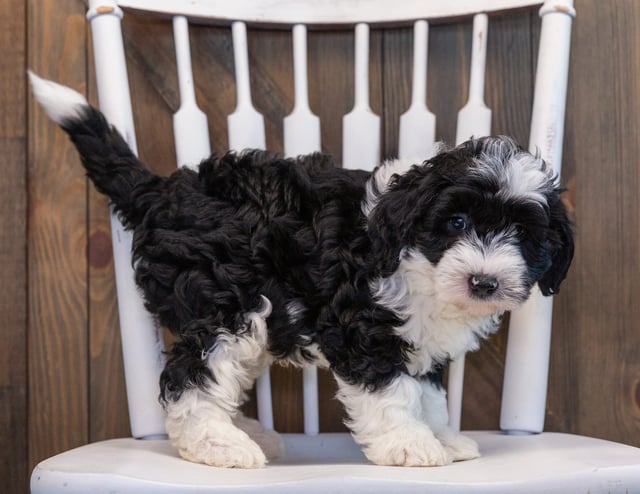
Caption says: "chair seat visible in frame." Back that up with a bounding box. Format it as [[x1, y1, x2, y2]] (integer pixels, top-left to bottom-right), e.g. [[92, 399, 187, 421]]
[[31, 431, 640, 493]]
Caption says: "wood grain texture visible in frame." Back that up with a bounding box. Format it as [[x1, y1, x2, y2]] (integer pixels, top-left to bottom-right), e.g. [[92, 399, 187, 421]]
[[27, 0, 90, 469], [0, 0, 27, 491], [545, 0, 640, 443], [308, 30, 354, 162], [18, 3, 640, 486], [380, 27, 412, 158]]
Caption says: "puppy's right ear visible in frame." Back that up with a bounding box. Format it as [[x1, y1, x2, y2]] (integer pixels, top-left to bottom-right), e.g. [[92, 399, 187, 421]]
[[538, 191, 574, 296]]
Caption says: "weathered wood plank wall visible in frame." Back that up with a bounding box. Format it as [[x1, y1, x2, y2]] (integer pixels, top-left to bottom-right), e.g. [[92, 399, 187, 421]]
[[2, 1, 640, 492], [0, 1, 27, 493]]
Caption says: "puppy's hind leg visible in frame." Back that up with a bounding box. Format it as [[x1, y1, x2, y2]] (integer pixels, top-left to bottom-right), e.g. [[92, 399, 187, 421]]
[[166, 386, 267, 468], [164, 298, 274, 468]]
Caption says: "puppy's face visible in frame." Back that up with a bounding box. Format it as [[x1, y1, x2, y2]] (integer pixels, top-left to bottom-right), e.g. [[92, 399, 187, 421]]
[[368, 137, 574, 315]]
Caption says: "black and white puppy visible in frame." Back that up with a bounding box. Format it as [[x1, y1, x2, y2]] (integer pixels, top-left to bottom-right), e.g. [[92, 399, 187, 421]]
[[30, 73, 573, 468]]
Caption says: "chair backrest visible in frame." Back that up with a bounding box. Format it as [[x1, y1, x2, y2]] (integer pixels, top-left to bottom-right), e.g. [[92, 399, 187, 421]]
[[86, 0, 575, 439]]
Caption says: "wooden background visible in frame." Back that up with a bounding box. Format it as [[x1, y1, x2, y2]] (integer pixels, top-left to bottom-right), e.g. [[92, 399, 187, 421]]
[[3, 0, 640, 491]]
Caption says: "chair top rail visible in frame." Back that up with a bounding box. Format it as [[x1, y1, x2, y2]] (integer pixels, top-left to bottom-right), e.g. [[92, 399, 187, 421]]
[[110, 0, 544, 27]]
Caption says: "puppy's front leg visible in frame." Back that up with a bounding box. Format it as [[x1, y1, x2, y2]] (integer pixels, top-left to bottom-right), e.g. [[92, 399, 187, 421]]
[[420, 378, 480, 462], [336, 373, 453, 466]]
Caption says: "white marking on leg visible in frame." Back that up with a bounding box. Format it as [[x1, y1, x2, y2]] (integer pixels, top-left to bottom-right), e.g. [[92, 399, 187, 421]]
[[233, 413, 285, 460], [420, 379, 480, 461], [165, 387, 267, 468], [336, 374, 452, 466], [165, 297, 274, 468]]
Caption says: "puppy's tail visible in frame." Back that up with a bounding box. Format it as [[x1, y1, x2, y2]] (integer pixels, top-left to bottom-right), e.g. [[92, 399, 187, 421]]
[[29, 71, 160, 228]]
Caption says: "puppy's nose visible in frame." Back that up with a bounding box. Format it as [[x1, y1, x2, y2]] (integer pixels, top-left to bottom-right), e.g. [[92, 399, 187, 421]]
[[469, 275, 499, 298]]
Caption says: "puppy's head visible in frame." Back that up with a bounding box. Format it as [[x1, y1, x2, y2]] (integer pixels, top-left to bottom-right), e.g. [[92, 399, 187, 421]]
[[367, 136, 573, 314]]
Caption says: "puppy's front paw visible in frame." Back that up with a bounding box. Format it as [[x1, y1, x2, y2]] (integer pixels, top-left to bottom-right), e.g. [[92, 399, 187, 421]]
[[233, 414, 285, 460], [436, 430, 480, 462], [363, 427, 453, 467]]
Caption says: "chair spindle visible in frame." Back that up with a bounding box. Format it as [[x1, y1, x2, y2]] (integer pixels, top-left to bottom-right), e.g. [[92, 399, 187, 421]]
[[284, 24, 321, 158], [343, 23, 380, 171], [399, 19, 436, 160], [228, 21, 266, 152], [172, 16, 211, 168]]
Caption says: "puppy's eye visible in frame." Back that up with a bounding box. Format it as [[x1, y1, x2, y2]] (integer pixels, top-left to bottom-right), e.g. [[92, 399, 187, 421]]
[[447, 215, 469, 233]]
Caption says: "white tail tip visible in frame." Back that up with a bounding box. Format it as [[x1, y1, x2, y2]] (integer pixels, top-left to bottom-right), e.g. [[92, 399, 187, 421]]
[[28, 71, 89, 125]]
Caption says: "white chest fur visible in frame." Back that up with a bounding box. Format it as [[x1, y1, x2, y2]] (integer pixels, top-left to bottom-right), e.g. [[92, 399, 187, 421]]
[[371, 249, 502, 376]]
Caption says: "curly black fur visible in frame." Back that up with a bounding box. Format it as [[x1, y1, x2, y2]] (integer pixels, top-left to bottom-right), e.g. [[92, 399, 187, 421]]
[[58, 105, 573, 408], [61, 106, 414, 401]]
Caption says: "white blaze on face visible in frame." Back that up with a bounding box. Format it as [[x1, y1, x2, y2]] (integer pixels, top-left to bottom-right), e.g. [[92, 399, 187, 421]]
[[434, 230, 530, 314], [371, 249, 505, 373]]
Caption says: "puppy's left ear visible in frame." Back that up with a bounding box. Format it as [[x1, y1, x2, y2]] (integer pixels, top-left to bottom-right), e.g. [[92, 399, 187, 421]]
[[367, 189, 413, 277], [367, 166, 434, 277], [538, 192, 574, 296]]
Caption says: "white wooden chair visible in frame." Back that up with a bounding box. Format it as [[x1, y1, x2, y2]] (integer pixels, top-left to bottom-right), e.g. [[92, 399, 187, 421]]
[[30, 0, 640, 492]]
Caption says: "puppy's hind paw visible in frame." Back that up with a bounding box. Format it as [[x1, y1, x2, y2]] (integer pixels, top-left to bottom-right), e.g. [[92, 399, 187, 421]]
[[178, 433, 267, 469]]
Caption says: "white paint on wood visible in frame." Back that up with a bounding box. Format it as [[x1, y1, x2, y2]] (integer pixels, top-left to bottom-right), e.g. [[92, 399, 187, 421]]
[[228, 21, 266, 152], [455, 13, 491, 145], [283, 24, 321, 158], [87, 0, 167, 440], [398, 20, 436, 161], [342, 23, 380, 171], [172, 16, 211, 169], [118, 0, 544, 26]]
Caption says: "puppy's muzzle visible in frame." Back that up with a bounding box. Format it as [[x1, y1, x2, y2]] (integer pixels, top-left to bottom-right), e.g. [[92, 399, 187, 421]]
[[468, 274, 499, 298]]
